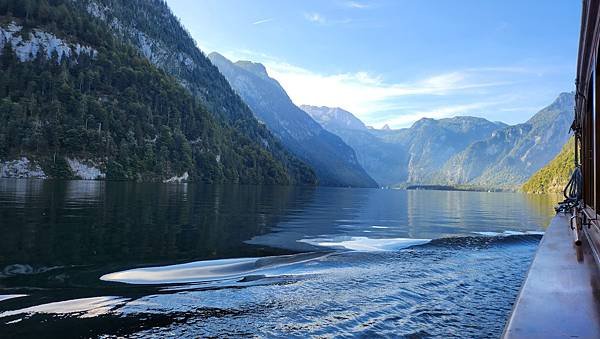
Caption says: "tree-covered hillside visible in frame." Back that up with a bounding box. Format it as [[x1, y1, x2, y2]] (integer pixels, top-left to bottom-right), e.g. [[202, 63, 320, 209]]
[[439, 92, 574, 189], [73, 0, 316, 184], [522, 137, 575, 194], [0, 0, 317, 184]]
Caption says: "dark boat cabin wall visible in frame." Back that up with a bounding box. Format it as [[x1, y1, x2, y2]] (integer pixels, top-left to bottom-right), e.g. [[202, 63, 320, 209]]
[[577, 0, 600, 212]]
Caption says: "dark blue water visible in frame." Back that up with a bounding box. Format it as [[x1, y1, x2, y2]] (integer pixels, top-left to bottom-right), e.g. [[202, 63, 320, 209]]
[[0, 180, 557, 337]]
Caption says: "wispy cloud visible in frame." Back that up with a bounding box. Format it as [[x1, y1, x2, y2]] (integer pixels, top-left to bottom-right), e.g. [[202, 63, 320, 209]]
[[261, 61, 513, 126], [252, 18, 274, 25], [218, 49, 553, 128], [379, 102, 497, 128], [304, 12, 326, 24], [345, 1, 370, 9]]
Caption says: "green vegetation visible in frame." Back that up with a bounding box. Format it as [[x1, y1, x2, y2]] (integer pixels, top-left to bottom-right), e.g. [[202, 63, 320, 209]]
[[522, 137, 575, 194], [74, 0, 317, 184], [0, 0, 317, 184]]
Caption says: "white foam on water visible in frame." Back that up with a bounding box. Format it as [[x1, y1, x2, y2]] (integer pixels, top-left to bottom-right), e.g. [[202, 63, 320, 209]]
[[102, 257, 258, 284], [100, 252, 328, 285], [472, 230, 545, 237], [298, 236, 431, 252], [371, 226, 390, 229], [0, 296, 128, 319], [0, 294, 27, 302]]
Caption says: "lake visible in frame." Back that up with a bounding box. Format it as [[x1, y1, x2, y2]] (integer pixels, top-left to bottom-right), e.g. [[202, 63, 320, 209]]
[[0, 180, 558, 337]]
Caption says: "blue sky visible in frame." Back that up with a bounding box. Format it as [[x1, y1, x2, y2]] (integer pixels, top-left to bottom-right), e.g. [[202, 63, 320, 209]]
[[166, 0, 581, 128]]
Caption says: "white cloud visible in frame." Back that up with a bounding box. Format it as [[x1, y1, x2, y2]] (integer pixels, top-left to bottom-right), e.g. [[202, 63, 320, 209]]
[[345, 1, 370, 9], [262, 60, 510, 123], [216, 49, 545, 129], [304, 12, 326, 24], [252, 18, 274, 25], [378, 102, 497, 128]]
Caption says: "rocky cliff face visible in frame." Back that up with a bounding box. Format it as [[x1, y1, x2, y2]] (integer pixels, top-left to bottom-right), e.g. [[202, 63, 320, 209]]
[[301, 106, 369, 131], [0, 0, 316, 184], [439, 92, 574, 188], [0, 22, 97, 62], [374, 117, 507, 183], [76, 0, 316, 184], [305, 93, 572, 189], [301, 105, 407, 186], [209, 53, 377, 187]]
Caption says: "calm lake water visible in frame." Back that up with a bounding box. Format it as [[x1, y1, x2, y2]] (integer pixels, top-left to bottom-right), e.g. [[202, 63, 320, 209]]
[[0, 180, 558, 337]]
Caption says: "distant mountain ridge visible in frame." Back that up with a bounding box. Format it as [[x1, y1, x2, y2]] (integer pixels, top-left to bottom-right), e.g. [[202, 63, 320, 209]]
[[439, 92, 574, 187], [301, 105, 407, 186], [373, 116, 508, 183], [209, 53, 377, 187], [303, 92, 574, 189], [301, 106, 369, 131]]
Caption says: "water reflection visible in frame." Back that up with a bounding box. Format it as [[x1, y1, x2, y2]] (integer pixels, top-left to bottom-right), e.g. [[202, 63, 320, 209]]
[[0, 180, 316, 285], [248, 188, 556, 251], [0, 180, 559, 337], [0, 182, 558, 276]]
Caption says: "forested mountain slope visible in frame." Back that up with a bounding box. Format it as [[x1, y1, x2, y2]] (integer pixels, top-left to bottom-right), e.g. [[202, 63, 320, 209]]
[[439, 92, 574, 188], [304, 105, 505, 186], [74, 0, 315, 185], [0, 0, 316, 184], [522, 137, 575, 194], [305, 93, 573, 189], [209, 53, 377, 187], [373, 116, 507, 183]]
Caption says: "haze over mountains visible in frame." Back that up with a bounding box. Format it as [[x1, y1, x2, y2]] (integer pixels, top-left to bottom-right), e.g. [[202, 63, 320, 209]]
[[0, 0, 574, 190], [373, 116, 507, 185], [299, 106, 408, 186], [303, 93, 573, 189], [204, 48, 574, 190], [439, 92, 573, 187], [208, 52, 377, 187]]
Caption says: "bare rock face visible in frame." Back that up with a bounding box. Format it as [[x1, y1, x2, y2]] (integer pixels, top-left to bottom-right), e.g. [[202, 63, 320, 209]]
[[1, 158, 47, 179], [0, 22, 97, 63], [438, 92, 574, 188], [303, 92, 572, 189], [66, 158, 105, 180], [208, 52, 378, 188]]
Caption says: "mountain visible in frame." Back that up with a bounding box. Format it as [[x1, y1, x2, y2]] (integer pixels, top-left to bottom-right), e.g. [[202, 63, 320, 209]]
[[301, 105, 408, 186], [522, 137, 575, 194], [76, 0, 316, 184], [305, 93, 572, 190], [302, 106, 369, 132], [304, 105, 506, 186], [208, 53, 377, 187], [0, 0, 316, 184], [373, 117, 508, 183], [440, 92, 574, 188]]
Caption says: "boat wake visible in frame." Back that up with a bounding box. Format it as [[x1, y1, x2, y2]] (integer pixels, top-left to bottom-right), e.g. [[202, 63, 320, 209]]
[[98, 232, 542, 286], [1, 231, 543, 338], [100, 252, 329, 285], [297, 236, 431, 251]]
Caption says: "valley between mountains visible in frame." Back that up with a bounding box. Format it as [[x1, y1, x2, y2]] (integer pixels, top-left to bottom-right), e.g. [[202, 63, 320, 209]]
[[0, 0, 573, 191]]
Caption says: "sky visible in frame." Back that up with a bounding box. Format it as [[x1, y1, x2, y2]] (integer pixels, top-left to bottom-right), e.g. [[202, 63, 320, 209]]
[[165, 0, 581, 128]]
